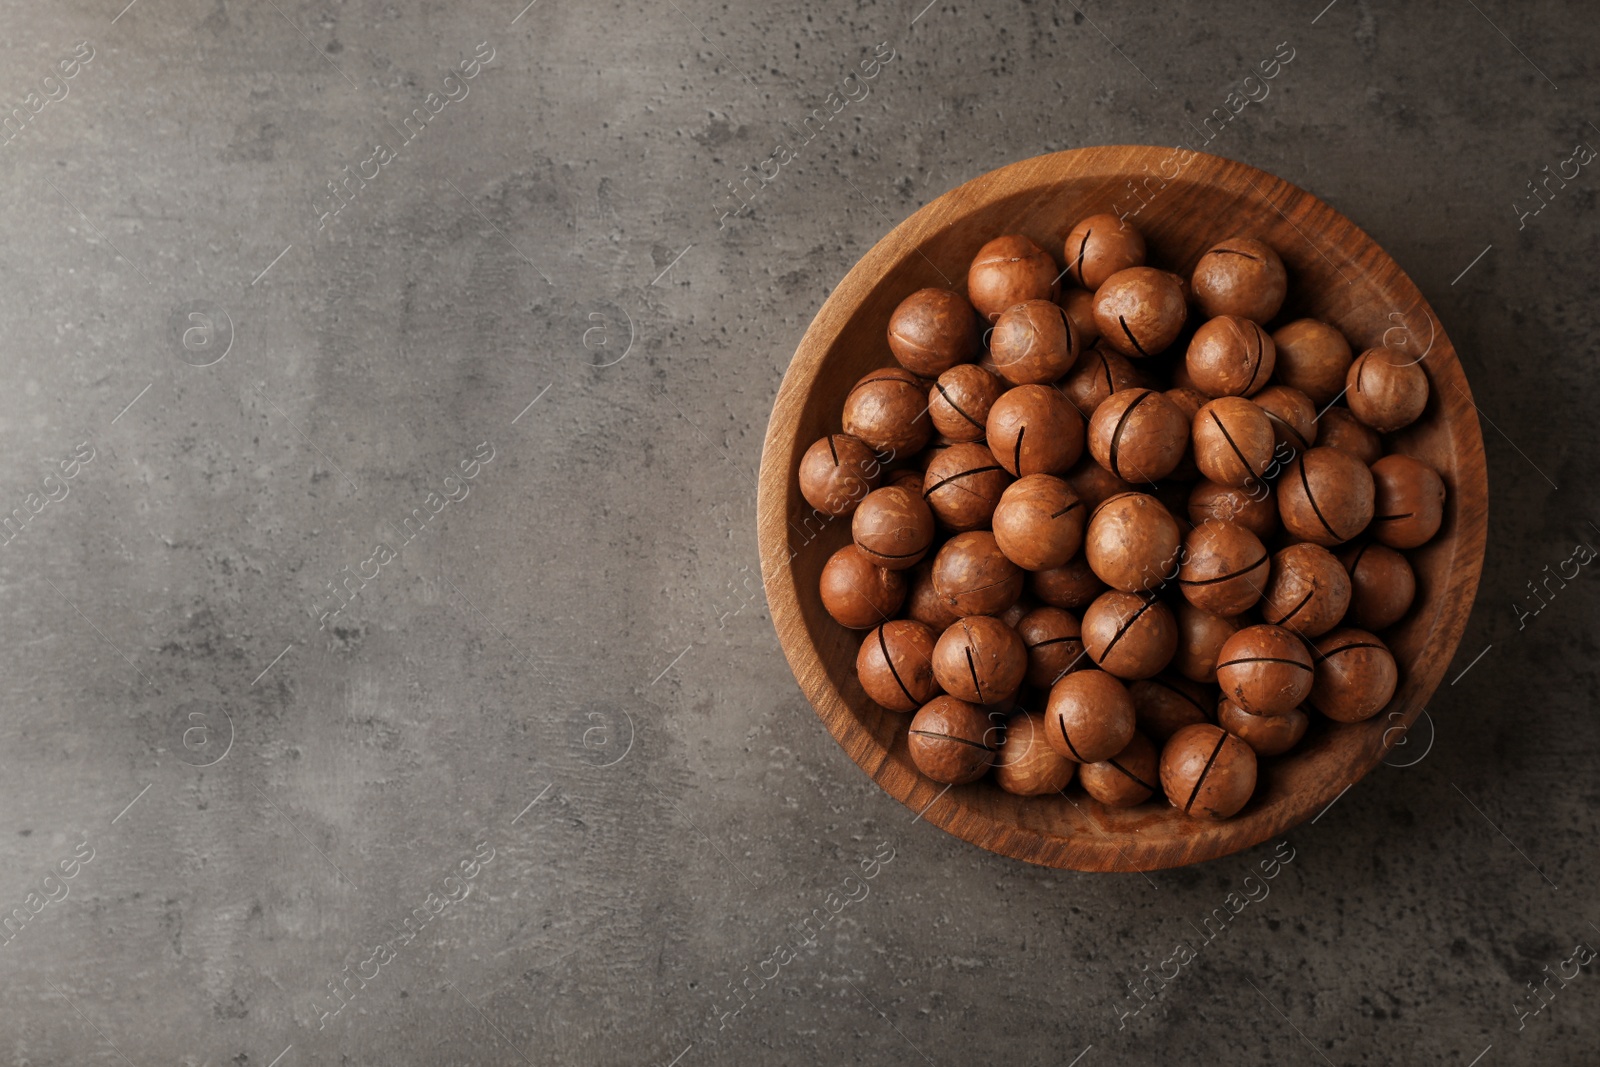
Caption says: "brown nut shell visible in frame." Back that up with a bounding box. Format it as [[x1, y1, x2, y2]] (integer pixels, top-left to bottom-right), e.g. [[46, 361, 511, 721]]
[[1017, 606, 1086, 688], [994, 709, 1077, 795], [967, 234, 1059, 322], [908, 696, 999, 784], [1187, 478, 1279, 541], [888, 288, 981, 377], [1217, 698, 1308, 758], [1347, 347, 1429, 432], [852, 485, 936, 569], [1276, 446, 1376, 547], [1369, 453, 1446, 549], [1131, 673, 1215, 742], [905, 558, 962, 632], [922, 441, 1011, 530], [1085, 492, 1183, 595], [842, 367, 933, 456], [1059, 345, 1144, 417], [1045, 668, 1137, 763], [1177, 520, 1270, 617], [1253, 384, 1319, 453], [1190, 237, 1287, 323], [798, 433, 883, 518], [856, 620, 941, 712], [1088, 387, 1190, 483], [990, 299, 1081, 385], [1159, 722, 1258, 819], [1093, 267, 1188, 358], [1029, 555, 1107, 611], [991, 474, 1085, 571], [1186, 315, 1276, 398], [1081, 591, 1177, 680], [1215, 623, 1314, 716], [1310, 627, 1398, 723], [929, 364, 1006, 443], [931, 615, 1028, 705], [930, 531, 1025, 617], [1172, 602, 1242, 685], [1065, 213, 1147, 290], [1080, 731, 1160, 807], [1338, 542, 1416, 631], [1260, 542, 1352, 637], [1060, 287, 1101, 348], [1316, 407, 1383, 465], [1192, 397, 1276, 489], [819, 544, 906, 629], [985, 384, 1086, 477], [1271, 318, 1352, 406]]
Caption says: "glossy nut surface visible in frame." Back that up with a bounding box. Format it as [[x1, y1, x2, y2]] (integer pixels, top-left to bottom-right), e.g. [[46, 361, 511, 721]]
[[1310, 627, 1398, 722], [1193, 397, 1276, 489], [819, 544, 906, 629], [1187, 478, 1279, 541], [1276, 446, 1376, 546], [1065, 213, 1147, 290], [1217, 698, 1308, 758], [1060, 345, 1143, 416], [1060, 287, 1101, 348], [905, 558, 962, 632], [1172, 602, 1242, 684], [1338, 541, 1416, 631], [851, 485, 935, 569], [968, 234, 1059, 322], [1082, 590, 1177, 680], [1017, 606, 1086, 688], [1029, 555, 1107, 610], [841, 367, 932, 456], [1369, 454, 1446, 549], [991, 474, 1085, 571], [1160, 723, 1258, 819], [1259, 542, 1352, 637], [990, 299, 1080, 384], [1045, 668, 1137, 763], [856, 620, 940, 712], [1178, 520, 1270, 617], [888, 288, 981, 377], [1215, 623, 1314, 716], [922, 442, 1011, 530], [1131, 673, 1214, 742], [994, 709, 1077, 796], [1271, 318, 1353, 406], [1253, 384, 1319, 453], [1186, 314, 1276, 398], [908, 696, 998, 784], [931, 615, 1028, 704], [1080, 731, 1160, 807], [1085, 492, 1182, 595], [798, 434, 883, 518], [1088, 387, 1190, 483], [929, 364, 1006, 443], [1093, 267, 1188, 358], [930, 531, 1024, 616], [1347, 346, 1429, 432], [1316, 407, 1383, 465], [1191, 237, 1287, 323], [986, 384, 1085, 477]]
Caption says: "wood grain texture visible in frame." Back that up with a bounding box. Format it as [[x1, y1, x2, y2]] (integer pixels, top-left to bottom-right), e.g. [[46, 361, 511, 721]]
[[756, 146, 1488, 872]]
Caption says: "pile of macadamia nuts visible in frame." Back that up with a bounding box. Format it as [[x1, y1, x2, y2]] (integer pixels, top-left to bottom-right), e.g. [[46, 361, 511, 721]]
[[798, 214, 1444, 820]]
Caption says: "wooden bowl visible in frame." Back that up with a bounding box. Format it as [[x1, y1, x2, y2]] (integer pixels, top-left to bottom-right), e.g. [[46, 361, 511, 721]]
[[756, 146, 1487, 871]]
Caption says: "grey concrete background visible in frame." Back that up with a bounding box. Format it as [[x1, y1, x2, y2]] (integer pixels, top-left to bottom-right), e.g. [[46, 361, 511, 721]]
[[0, 0, 1594, 1063]]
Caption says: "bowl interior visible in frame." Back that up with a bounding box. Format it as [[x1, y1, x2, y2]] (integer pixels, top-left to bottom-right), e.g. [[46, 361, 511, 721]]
[[757, 146, 1487, 871]]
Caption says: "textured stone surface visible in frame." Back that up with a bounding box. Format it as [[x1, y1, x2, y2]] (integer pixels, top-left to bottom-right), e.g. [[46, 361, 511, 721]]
[[0, 1, 1594, 1064]]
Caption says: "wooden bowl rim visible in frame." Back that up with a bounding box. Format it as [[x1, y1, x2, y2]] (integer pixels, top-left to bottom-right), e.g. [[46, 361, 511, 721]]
[[756, 145, 1488, 871]]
